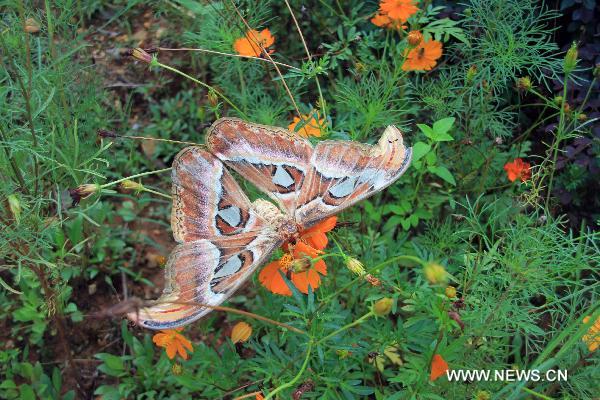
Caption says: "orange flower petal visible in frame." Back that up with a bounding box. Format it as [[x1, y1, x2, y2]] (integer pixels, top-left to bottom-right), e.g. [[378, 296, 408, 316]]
[[152, 333, 169, 346], [402, 40, 443, 71], [293, 240, 321, 259], [234, 37, 260, 57], [259, 260, 292, 296], [165, 342, 177, 359], [179, 335, 193, 352], [259, 28, 275, 47], [430, 354, 449, 381], [303, 232, 328, 251], [234, 29, 275, 57], [311, 216, 337, 234], [371, 13, 391, 27], [291, 268, 322, 294], [176, 341, 189, 360], [288, 113, 325, 138], [380, 0, 419, 22], [313, 259, 327, 276], [504, 158, 531, 182]]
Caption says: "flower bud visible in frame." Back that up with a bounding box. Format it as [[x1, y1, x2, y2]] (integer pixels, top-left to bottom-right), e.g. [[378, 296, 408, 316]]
[[475, 390, 491, 400], [445, 286, 457, 298], [577, 113, 587, 121], [207, 90, 219, 107], [120, 179, 144, 192], [373, 298, 393, 316], [516, 76, 531, 92], [7, 194, 21, 224], [563, 42, 578, 74], [128, 48, 153, 64], [289, 257, 311, 273], [231, 321, 252, 344], [69, 184, 100, 205], [346, 257, 365, 276], [355, 62, 366, 75], [172, 363, 183, 375], [553, 96, 563, 106], [423, 262, 448, 285], [465, 65, 477, 85], [407, 30, 423, 46], [594, 64, 600, 79]]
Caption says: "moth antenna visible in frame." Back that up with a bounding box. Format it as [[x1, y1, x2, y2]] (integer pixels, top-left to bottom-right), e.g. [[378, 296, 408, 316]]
[[97, 129, 202, 147]]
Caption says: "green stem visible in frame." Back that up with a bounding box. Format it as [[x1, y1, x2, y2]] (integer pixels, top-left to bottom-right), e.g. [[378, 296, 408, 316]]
[[154, 61, 248, 119], [264, 340, 313, 400], [184, 303, 309, 336], [0, 124, 29, 194], [315, 311, 374, 345], [521, 387, 554, 400], [158, 47, 300, 71], [100, 167, 171, 189], [545, 73, 570, 210], [141, 187, 172, 199], [122, 135, 199, 147]]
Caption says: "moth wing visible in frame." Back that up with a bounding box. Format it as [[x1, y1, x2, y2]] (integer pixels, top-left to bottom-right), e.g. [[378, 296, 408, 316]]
[[129, 233, 280, 330], [171, 146, 264, 242], [206, 117, 313, 215], [130, 146, 281, 329], [296, 125, 412, 226]]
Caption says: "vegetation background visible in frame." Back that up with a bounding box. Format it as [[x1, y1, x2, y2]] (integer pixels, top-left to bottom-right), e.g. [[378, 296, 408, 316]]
[[0, 0, 598, 399]]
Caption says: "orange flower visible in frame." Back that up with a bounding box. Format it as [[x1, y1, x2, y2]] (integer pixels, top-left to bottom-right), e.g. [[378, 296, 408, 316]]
[[582, 315, 600, 352], [430, 354, 449, 381], [233, 29, 275, 57], [379, 0, 419, 22], [402, 39, 443, 71], [259, 217, 336, 296], [288, 113, 325, 138], [152, 328, 193, 360], [503, 158, 531, 182]]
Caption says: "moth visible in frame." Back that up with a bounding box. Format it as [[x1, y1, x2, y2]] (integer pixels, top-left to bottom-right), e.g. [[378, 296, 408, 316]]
[[128, 118, 412, 329]]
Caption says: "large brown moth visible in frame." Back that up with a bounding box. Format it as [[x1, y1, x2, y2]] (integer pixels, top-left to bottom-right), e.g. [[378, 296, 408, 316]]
[[128, 118, 412, 329]]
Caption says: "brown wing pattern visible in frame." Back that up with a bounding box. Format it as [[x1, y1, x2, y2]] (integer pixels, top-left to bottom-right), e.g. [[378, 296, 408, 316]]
[[129, 235, 280, 330], [171, 146, 263, 242], [206, 118, 313, 214], [131, 146, 282, 329], [295, 125, 412, 226]]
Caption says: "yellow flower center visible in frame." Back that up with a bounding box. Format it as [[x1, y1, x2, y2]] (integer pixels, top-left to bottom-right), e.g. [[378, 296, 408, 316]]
[[279, 253, 294, 271]]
